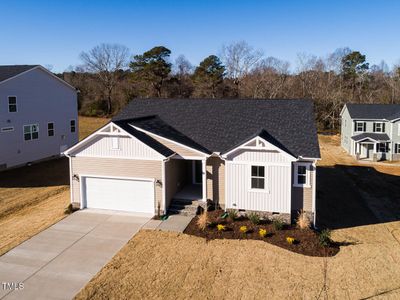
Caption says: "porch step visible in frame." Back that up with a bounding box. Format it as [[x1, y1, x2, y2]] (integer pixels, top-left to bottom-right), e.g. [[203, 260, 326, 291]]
[[167, 199, 202, 217]]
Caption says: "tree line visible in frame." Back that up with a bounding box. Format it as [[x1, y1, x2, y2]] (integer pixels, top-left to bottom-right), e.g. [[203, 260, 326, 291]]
[[59, 42, 400, 130]]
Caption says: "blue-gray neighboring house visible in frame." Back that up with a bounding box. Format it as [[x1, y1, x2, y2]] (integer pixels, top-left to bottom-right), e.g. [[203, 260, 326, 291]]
[[0, 65, 78, 170], [340, 103, 400, 161]]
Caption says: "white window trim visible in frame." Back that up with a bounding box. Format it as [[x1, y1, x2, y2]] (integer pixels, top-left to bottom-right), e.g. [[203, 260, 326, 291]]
[[1, 126, 14, 132], [354, 121, 365, 132], [70, 119, 76, 133], [23, 124, 39, 141], [374, 122, 385, 133], [8, 95, 17, 113], [47, 122, 55, 137], [293, 162, 311, 188], [111, 136, 120, 150], [248, 165, 270, 193]]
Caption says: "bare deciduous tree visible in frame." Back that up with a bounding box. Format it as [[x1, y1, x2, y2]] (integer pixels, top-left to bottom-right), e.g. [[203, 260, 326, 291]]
[[221, 41, 263, 95], [80, 43, 130, 115]]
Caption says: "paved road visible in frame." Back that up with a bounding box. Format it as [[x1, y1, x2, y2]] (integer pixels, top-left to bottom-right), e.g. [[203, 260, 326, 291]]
[[0, 210, 150, 300]]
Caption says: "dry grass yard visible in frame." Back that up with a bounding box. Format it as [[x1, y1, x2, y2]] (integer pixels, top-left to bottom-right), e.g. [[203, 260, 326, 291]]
[[0, 116, 109, 256], [75, 134, 400, 300]]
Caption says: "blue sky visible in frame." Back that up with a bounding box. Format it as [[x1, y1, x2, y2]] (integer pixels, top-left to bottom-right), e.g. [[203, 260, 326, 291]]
[[0, 0, 399, 72]]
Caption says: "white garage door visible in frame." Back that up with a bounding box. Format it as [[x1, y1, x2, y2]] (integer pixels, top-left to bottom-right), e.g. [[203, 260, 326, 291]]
[[83, 176, 154, 214]]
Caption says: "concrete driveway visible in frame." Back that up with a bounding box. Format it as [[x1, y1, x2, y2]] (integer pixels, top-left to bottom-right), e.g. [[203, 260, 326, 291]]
[[0, 210, 151, 300]]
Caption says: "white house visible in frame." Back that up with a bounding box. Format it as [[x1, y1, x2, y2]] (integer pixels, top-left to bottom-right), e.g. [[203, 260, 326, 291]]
[[64, 99, 320, 224], [0, 65, 78, 169]]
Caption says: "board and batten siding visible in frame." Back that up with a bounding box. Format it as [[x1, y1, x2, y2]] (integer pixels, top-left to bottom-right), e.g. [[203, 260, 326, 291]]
[[70, 157, 163, 213], [227, 149, 291, 164], [74, 135, 163, 159], [226, 149, 292, 214]]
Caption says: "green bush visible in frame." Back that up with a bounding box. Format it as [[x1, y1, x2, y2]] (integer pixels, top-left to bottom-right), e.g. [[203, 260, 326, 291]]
[[248, 212, 260, 225], [319, 229, 332, 247], [273, 218, 285, 231], [228, 209, 239, 221]]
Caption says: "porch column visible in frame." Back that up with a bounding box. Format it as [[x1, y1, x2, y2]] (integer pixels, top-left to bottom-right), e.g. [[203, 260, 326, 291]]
[[202, 159, 206, 202]]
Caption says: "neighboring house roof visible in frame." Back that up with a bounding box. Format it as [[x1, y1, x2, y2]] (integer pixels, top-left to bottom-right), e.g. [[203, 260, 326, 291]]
[[113, 98, 321, 159], [0, 65, 39, 82], [351, 133, 391, 142], [0, 64, 76, 91], [345, 103, 400, 120]]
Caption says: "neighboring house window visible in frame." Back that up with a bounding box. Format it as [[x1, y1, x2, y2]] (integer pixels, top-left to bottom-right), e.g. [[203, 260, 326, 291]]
[[8, 96, 17, 112], [250, 166, 265, 189], [111, 137, 119, 149], [373, 122, 385, 133], [1, 127, 14, 132], [70, 120, 76, 133], [294, 163, 310, 187], [48, 123, 54, 136], [354, 121, 365, 132], [24, 124, 39, 141], [395, 144, 400, 154], [377, 142, 388, 153]]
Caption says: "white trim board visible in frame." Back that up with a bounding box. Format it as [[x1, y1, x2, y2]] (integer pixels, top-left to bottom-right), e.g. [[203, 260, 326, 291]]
[[130, 124, 210, 157]]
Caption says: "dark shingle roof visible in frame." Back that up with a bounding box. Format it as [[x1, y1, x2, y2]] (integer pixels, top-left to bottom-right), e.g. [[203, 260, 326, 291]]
[[0, 65, 39, 82], [113, 120, 175, 157], [113, 98, 320, 159], [351, 133, 390, 142], [346, 103, 400, 120]]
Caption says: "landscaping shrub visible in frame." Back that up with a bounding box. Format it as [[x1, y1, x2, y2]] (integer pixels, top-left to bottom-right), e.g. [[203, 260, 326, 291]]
[[239, 226, 248, 233], [217, 224, 226, 231], [259, 228, 267, 238], [273, 218, 285, 231], [319, 229, 332, 247], [286, 237, 296, 244], [228, 210, 238, 221], [296, 210, 311, 230], [64, 203, 78, 215], [197, 210, 208, 231], [248, 212, 260, 225]]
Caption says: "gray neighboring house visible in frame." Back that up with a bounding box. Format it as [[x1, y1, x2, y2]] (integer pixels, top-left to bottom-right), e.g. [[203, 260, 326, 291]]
[[340, 103, 400, 161], [0, 65, 78, 169], [65, 99, 320, 224]]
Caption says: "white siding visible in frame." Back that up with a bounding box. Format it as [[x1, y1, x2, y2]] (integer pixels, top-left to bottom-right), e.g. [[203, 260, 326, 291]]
[[226, 163, 291, 213], [75, 135, 163, 159], [225, 146, 292, 214], [228, 149, 291, 163]]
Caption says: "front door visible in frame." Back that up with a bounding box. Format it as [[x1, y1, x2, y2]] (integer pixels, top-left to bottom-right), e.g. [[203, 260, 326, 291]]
[[193, 160, 202, 184]]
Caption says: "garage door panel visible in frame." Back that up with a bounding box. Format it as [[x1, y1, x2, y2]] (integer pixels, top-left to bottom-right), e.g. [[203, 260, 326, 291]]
[[83, 177, 154, 214]]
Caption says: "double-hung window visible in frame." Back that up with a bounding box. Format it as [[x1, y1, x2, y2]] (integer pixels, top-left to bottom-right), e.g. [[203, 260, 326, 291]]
[[373, 122, 385, 133], [251, 166, 265, 190], [8, 96, 17, 113], [394, 144, 400, 154], [294, 163, 310, 187], [24, 124, 39, 141], [48, 123, 54, 137], [354, 121, 365, 132], [70, 120, 76, 133], [377, 142, 388, 153]]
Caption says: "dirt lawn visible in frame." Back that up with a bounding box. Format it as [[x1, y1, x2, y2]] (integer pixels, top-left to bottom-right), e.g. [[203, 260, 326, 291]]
[[75, 134, 400, 300], [0, 116, 109, 256]]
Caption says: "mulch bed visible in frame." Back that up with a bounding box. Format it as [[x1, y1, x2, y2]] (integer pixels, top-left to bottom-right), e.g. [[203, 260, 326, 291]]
[[184, 210, 340, 257]]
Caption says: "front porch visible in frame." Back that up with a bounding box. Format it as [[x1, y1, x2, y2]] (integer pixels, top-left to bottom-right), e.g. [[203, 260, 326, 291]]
[[165, 158, 207, 216], [352, 133, 390, 161]]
